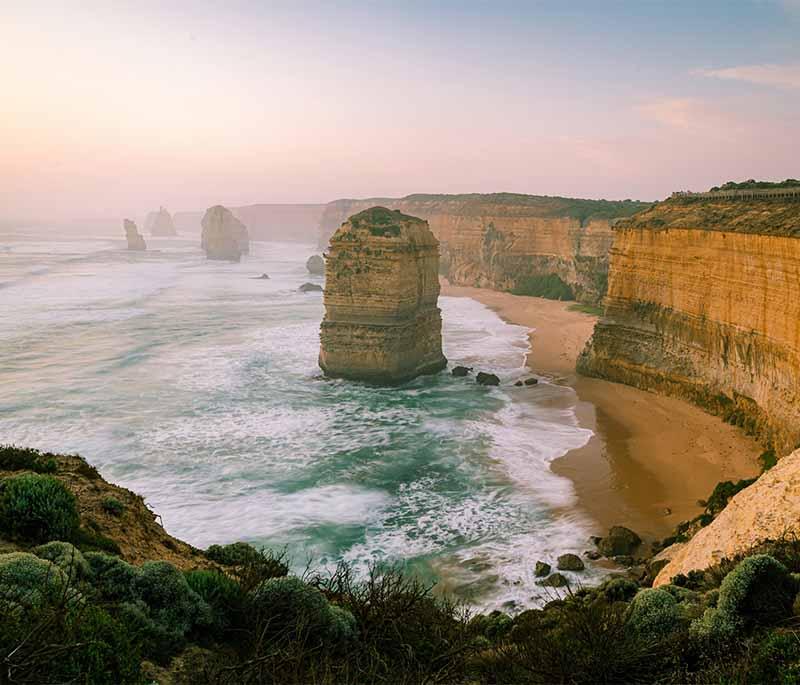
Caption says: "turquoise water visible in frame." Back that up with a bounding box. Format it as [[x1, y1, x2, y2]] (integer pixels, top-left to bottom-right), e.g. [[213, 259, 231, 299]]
[[0, 230, 596, 610]]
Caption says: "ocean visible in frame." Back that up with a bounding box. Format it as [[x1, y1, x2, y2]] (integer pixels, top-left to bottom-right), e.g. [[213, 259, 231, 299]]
[[0, 230, 597, 611]]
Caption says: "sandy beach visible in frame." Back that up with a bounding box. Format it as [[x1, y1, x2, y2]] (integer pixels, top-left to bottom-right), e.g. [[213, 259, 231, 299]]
[[442, 283, 761, 541]]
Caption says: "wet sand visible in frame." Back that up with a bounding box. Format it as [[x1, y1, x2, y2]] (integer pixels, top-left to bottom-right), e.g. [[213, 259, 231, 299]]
[[442, 283, 761, 541]]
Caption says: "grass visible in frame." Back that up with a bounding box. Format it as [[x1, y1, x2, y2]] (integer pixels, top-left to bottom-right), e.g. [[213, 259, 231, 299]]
[[568, 303, 603, 316]]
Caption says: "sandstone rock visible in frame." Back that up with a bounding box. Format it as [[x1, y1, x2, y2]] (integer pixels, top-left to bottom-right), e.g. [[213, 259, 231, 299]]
[[451, 366, 473, 377], [584, 550, 601, 560], [476, 372, 500, 386], [201, 205, 250, 261], [534, 561, 551, 577], [597, 526, 642, 557], [306, 254, 325, 275], [145, 206, 178, 237], [539, 573, 569, 588], [557, 554, 585, 571], [318, 207, 446, 384], [300, 282, 323, 293], [578, 195, 800, 452], [123, 219, 146, 251], [654, 449, 800, 586], [524, 377, 539, 386], [514, 381, 523, 386]]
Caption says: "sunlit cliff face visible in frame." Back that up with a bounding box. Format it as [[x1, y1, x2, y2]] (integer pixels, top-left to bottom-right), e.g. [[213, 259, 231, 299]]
[[2, 1, 799, 224]]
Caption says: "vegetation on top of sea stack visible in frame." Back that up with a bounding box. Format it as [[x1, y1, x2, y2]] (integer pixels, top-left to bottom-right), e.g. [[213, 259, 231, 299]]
[[710, 178, 800, 191]]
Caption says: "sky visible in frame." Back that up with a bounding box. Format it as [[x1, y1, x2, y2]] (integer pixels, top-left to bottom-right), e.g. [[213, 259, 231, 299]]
[[2, 0, 799, 223]]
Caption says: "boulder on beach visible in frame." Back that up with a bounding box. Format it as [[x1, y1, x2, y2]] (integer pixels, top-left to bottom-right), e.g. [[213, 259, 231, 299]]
[[557, 554, 585, 572], [299, 282, 323, 293], [524, 377, 539, 386], [451, 366, 473, 377], [539, 573, 569, 588], [597, 526, 642, 557], [476, 372, 500, 386], [306, 254, 325, 276], [534, 561, 551, 577]]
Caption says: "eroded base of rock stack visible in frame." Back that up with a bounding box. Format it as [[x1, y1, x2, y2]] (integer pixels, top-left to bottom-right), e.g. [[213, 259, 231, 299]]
[[319, 207, 446, 384]]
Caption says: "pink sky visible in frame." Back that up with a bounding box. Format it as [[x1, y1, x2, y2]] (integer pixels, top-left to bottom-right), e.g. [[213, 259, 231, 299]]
[[2, 1, 798, 223]]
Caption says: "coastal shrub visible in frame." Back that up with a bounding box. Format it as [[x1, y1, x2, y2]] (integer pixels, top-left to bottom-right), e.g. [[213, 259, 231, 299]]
[[0, 445, 58, 473], [33, 541, 90, 580], [0, 552, 70, 615], [133, 561, 212, 638], [85, 551, 139, 602], [73, 525, 122, 554], [511, 273, 575, 301], [716, 554, 795, 627], [743, 630, 800, 684], [704, 478, 756, 516], [206, 540, 262, 566], [251, 575, 336, 639], [600, 576, 639, 603], [626, 588, 683, 640], [102, 496, 125, 516], [0, 473, 79, 543], [471, 610, 514, 641], [759, 448, 778, 471], [118, 599, 186, 664], [185, 569, 241, 634]]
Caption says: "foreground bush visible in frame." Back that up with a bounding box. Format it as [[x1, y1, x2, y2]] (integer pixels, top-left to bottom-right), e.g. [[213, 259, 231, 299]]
[[0, 473, 80, 543], [85, 551, 139, 602], [0, 552, 71, 616], [0, 445, 58, 473], [33, 541, 90, 580]]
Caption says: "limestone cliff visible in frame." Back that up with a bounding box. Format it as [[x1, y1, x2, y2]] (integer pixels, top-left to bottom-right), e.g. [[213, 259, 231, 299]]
[[319, 207, 446, 384], [578, 195, 800, 453], [123, 219, 146, 251], [145, 206, 178, 237], [654, 448, 800, 586], [201, 205, 250, 261], [318, 194, 650, 304]]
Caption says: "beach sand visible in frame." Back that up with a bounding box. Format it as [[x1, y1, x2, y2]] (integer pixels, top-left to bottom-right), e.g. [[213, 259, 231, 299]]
[[442, 283, 761, 541]]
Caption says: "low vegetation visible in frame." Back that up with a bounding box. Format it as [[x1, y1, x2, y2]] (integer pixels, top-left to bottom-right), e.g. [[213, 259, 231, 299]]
[[2, 446, 799, 683], [511, 273, 575, 300]]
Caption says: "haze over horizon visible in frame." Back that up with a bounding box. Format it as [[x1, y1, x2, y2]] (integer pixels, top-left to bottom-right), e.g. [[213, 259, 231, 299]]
[[3, 0, 799, 224]]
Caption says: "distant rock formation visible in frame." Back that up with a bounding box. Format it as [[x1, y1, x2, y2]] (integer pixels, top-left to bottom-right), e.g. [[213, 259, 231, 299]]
[[299, 282, 323, 292], [306, 254, 325, 275], [145, 206, 178, 237], [200, 205, 250, 261], [319, 207, 446, 384], [123, 219, 146, 251]]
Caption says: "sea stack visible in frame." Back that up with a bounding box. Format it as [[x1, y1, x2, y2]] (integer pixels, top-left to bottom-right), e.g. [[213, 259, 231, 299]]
[[201, 205, 250, 261], [145, 206, 178, 236], [123, 219, 146, 251], [319, 206, 446, 384]]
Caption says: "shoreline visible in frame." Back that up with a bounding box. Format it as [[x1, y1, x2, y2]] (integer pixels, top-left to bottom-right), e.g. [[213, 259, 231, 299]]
[[441, 283, 761, 541]]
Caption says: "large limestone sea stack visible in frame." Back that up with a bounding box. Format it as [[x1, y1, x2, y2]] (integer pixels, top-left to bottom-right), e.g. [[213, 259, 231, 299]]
[[201, 205, 250, 261], [319, 207, 447, 384], [123, 219, 146, 251], [145, 206, 178, 237]]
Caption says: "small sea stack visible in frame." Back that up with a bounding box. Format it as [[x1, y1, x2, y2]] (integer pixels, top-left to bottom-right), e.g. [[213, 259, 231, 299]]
[[145, 206, 178, 237], [200, 205, 250, 261], [319, 206, 446, 384], [306, 254, 325, 275], [123, 219, 146, 251]]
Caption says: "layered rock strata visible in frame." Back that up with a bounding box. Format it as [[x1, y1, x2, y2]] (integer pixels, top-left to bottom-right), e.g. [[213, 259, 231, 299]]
[[201, 205, 250, 261], [318, 194, 650, 304], [578, 196, 800, 452], [319, 207, 446, 383], [654, 448, 800, 586], [123, 219, 146, 251], [145, 206, 178, 236]]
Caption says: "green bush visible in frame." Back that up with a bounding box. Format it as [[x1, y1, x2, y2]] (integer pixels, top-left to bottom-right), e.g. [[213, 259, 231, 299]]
[[118, 599, 185, 664], [101, 496, 125, 516], [744, 630, 800, 684], [626, 588, 683, 640], [251, 575, 334, 638], [600, 577, 639, 603], [33, 541, 90, 580], [206, 541, 262, 566], [185, 569, 241, 634], [85, 552, 139, 602], [0, 473, 79, 543], [0, 445, 58, 473], [716, 554, 795, 626], [0, 552, 71, 615], [511, 273, 575, 300]]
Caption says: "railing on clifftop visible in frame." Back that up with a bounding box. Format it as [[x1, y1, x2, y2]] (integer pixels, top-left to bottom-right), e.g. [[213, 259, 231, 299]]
[[671, 187, 800, 201]]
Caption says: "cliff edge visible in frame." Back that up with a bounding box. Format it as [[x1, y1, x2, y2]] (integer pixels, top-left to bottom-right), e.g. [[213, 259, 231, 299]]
[[319, 207, 446, 384]]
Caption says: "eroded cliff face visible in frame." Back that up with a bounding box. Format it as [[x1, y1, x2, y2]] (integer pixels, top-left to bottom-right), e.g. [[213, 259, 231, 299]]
[[123, 219, 146, 251], [578, 197, 800, 453], [201, 205, 250, 261], [319, 207, 446, 384], [318, 194, 649, 304]]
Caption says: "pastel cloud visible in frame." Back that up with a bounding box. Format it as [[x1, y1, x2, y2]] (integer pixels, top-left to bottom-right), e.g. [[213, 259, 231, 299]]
[[696, 64, 800, 89]]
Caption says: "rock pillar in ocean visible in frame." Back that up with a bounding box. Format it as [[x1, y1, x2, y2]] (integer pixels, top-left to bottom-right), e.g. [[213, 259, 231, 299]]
[[319, 206, 447, 384], [145, 206, 178, 237], [200, 205, 250, 261], [123, 219, 147, 251]]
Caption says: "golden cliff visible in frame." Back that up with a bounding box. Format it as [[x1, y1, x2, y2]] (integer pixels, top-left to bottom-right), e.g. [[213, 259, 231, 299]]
[[318, 194, 650, 304], [578, 196, 800, 453], [319, 207, 446, 384]]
